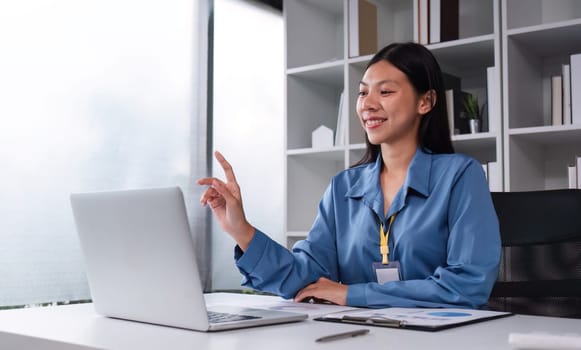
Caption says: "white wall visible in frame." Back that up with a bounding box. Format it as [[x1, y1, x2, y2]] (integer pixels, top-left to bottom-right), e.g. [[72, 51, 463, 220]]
[[211, 0, 284, 290]]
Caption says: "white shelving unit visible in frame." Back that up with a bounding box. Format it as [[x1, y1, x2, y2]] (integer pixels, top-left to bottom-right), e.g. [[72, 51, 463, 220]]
[[283, 0, 504, 248], [502, 0, 581, 191]]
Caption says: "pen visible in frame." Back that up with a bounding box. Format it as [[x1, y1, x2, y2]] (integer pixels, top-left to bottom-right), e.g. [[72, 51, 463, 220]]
[[315, 329, 370, 343]]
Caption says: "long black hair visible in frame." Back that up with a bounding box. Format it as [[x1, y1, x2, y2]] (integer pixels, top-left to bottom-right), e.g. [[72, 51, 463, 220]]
[[352, 42, 454, 167]]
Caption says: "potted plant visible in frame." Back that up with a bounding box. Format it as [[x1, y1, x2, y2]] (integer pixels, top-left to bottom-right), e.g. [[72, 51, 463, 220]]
[[461, 94, 486, 133]]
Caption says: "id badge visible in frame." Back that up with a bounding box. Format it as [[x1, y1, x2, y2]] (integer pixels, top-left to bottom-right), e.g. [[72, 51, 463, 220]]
[[373, 261, 401, 284]]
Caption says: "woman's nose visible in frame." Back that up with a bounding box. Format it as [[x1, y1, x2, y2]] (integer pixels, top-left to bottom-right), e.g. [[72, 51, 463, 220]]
[[361, 91, 379, 110]]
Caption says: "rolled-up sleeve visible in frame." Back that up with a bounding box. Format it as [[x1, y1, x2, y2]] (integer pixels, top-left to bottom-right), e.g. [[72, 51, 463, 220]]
[[235, 182, 339, 299]]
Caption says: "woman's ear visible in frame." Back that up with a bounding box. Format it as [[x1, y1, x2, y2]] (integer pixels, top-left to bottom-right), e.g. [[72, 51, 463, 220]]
[[417, 89, 436, 115]]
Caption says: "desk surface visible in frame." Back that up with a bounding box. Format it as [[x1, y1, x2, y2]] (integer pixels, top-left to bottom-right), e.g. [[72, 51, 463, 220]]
[[0, 293, 579, 350]]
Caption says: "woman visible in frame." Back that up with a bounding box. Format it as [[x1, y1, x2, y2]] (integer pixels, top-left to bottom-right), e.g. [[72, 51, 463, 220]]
[[198, 42, 500, 309]]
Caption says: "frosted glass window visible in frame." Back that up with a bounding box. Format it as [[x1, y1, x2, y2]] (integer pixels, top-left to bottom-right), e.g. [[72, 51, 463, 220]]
[[0, 1, 197, 307], [211, 0, 284, 290]]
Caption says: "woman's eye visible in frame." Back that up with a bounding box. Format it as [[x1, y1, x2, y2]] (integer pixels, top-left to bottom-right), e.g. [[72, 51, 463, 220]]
[[358, 91, 367, 97], [381, 90, 393, 95]]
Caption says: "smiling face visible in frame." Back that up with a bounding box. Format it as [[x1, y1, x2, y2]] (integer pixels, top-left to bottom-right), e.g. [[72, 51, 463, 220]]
[[357, 60, 433, 147]]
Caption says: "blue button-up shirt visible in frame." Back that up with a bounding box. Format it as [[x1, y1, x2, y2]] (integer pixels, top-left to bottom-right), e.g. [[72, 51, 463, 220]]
[[235, 148, 501, 308]]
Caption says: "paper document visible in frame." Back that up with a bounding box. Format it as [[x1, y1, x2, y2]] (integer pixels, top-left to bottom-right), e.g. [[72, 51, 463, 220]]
[[205, 293, 357, 318]]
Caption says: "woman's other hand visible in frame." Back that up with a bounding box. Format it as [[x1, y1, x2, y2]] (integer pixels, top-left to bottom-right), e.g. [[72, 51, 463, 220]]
[[294, 277, 348, 306]]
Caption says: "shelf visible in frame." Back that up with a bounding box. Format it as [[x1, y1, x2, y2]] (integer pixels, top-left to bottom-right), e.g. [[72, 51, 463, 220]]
[[508, 129, 581, 191], [286, 147, 345, 162], [348, 55, 373, 66], [451, 132, 498, 163], [453, 132, 497, 145], [287, 154, 344, 232], [286, 65, 344, 84], [506, 19, 581, 57], [374, 0, 414, 48], [506, 0, 581, 30], [504, 20, 581, 130], [284, 0, 517, 246], [348, 36, 496, 78], [430, 35, 495, 71], [286, 231, 308, 238], [286, 65, 344, 150], [509, 125, 581, 145], [286, 233, 308, 249], [286, 62, 344, 86], [351, 35, 496, 73], [458, 0, 495, 38], [285, 0, 344, 69], [505, 0, 581, 192], [347, 143, 366, 151]]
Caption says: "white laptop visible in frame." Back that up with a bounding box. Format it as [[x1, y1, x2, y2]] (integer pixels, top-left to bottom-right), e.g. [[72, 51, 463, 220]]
[[70, 186, 307, 331]]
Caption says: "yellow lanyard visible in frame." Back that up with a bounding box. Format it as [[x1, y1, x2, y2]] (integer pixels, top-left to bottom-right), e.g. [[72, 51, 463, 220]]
[[379, 215, 396, 265]]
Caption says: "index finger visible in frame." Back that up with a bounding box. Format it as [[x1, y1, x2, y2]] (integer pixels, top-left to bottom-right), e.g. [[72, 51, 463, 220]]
[[214, 151, 237, 183]]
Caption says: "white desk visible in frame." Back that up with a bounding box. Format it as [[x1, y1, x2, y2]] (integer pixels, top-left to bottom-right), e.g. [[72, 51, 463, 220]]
[[0, 293, 579, 350]]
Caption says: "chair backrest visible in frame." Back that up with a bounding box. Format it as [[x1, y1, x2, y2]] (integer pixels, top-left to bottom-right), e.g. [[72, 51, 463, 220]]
[[488, 190, 581, 318]]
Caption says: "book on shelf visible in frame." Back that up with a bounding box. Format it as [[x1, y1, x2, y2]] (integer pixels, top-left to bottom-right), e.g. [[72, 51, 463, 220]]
[[571, 53, 581, 124], [335, 91, 346, 146], [348, 0, 377, 57], [568, 164, 577, 189], [440, 0, 459, 42], [578, 157, 581, 190], [551, 75, 563, 126], [565, 157, 581, 190], [486, 66, 501, 133], [485, 161, 502, 192], [416, 0, 429, 45], [445, 89, 456, 135], [563, 64, 572, 125], [413, 0, 418, 44], [481, 163, 488, 180], [429, 0, 459, 44], [442, 72, 469, 134], [429, 0, 440, 44]]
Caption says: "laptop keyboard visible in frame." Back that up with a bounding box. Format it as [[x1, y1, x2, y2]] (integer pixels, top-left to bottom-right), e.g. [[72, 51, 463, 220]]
[[208, 310, 261, 324]]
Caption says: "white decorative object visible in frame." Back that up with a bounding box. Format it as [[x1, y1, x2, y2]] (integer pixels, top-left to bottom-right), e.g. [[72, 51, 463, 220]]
[[487, 161, 502, 192], [551, 75, 563, 125], [563, 64, 572, 124], [469, 119, 480, 134], [577, 157, 581, 190], [335, 91, 346, 145], [486, 66, 501, 132], [568, 164, 577, 189], [312, 125, 334, 149], [429, 0, 441, 44], [571, 53, 581, 124]]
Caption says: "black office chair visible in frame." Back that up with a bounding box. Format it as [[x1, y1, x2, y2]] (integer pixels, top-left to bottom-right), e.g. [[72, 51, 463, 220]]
[[488, 190, 581, 318]]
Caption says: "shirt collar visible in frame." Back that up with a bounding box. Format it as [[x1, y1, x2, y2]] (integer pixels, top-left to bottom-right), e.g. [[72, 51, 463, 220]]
[[345, 147, 432, 201], [404, 148, 431, 198]]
